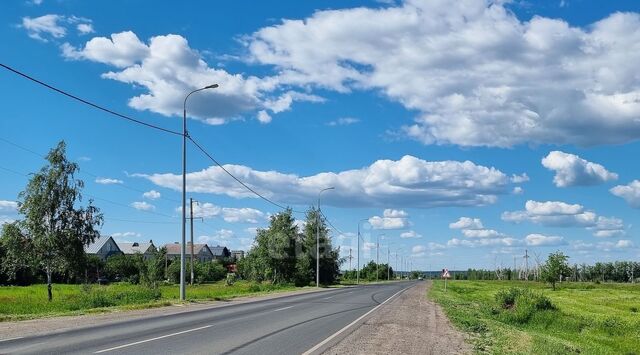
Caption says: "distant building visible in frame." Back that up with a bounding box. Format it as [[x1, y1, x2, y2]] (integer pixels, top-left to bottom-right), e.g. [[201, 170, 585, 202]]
[[231, 250, 245, 261], [165, 243, 214, 263], [85, 236, 122, 261], [118, 240, 157, 260], [210, 245, 231, 261]]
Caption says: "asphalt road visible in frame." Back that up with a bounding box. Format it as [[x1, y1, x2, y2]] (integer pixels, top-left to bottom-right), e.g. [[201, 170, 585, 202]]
[[0, 281, 416, 355]]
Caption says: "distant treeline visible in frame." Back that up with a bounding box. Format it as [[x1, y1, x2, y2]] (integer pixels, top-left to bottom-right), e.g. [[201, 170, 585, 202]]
[[456, 261, 640, 283]]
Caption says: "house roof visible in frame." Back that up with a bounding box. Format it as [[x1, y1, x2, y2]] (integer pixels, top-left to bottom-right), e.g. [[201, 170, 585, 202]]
[[118, 241, 156, 255], [164, 243, 212, 256], [210, 245, 229, 257], [85, 236, 120, 254]]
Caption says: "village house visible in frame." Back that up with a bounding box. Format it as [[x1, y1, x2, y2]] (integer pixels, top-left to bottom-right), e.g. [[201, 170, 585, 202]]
[[84, 236, 123, 261], [164, 242, 214, 263], [117, 240, 157, 260]]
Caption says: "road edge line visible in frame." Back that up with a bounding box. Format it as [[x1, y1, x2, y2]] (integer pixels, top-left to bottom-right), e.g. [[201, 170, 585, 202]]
[[301, 283, 415, 355]]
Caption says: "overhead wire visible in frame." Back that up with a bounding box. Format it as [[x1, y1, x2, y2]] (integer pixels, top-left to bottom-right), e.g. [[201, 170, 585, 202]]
[[0, 63, 182, 136], [1, 63, 352, 234]]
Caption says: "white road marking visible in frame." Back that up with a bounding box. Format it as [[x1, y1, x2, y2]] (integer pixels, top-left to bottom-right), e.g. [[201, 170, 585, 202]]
[[93, 324, 213, 353], [322, 296, 334, 300], [272, 305, 295, 312], [302, 284, 413, 355], [0, 336, 24, 343]]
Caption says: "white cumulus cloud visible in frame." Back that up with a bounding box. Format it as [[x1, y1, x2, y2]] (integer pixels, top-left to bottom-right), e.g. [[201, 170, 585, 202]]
[[400, 230, 422, 239], [525, 234, 565, 246], [541, 151, 617, 187], [131, 201, 155, 211], [449, 217, 484, 230], [610, 180, 640, 208], [135, 155, 514, 208], [246, 0, 640, 147], [142, 190, 161, 200]]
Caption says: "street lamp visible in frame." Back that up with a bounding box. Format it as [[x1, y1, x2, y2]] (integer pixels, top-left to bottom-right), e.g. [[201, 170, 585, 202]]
[[356, 218, 369, 285], [316, 187, 334, 287], [181, 84, 218, 301], [376, 233, 385, 283]]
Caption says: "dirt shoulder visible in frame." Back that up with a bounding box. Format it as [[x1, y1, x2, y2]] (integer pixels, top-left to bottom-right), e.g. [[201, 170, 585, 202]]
[[324, 281, 471, 355], [0, 287, 332, 340]]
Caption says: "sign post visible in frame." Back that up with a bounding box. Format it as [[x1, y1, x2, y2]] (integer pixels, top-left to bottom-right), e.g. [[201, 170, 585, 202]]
[[442, 268, 451, 292]]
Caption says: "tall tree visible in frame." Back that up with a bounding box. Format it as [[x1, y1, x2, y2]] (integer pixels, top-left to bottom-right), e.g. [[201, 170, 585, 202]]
[[301, 207, 342, 285], [541, 251, 570, 290], [17, 141, 103, 300]]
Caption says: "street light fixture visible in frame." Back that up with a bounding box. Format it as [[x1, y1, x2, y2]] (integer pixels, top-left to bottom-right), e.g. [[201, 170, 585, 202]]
[[316, 187, 335, 288], [181, 84, 218, 301]]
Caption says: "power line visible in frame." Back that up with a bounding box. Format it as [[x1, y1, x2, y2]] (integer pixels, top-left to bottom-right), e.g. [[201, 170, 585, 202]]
[[187, 135, 306, 214], [0, 136, 181, 204], [0, 63, 182, 136]]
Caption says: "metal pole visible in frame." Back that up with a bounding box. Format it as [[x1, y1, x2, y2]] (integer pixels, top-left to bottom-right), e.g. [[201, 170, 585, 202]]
[[190, 197, 194, 285], [357, 219, 367, 285], [387, 248, 390, 281], [376, 234, 379, 283], [317, 187, 334, 287], [181, 84, 218, 301]]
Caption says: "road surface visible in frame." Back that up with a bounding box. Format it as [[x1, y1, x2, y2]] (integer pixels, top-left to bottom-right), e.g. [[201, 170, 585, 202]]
[[0, 281, 416, 355]]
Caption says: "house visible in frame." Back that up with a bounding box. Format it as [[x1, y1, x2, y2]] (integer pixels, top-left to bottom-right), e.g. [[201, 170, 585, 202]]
[[231, 250, 245, 261], [210, 245, 231, 261], [164, 243, 214, 263], [118, 240, 157, 260], [85, 236, 123, 261]]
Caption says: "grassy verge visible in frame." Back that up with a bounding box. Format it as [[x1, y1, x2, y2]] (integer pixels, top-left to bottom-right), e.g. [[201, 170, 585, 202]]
[[428, 280, 640, 354], [0, 281, 298, 321]]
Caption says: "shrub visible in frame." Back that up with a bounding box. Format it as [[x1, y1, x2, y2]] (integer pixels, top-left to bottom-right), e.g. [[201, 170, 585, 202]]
[[493, 287, 555, 324], [225, 273, 236, 286]]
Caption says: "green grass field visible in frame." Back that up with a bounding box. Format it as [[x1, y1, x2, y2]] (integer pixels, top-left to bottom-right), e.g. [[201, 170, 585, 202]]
[[0, 281, 297, 321], [428, 280, 640, 354]]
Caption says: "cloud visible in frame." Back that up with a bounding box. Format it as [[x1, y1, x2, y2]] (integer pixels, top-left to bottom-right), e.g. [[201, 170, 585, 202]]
[[136, 155, 514, 208], [369, 209, 410, 229], [512, 186, 524, 195], [198, 229, 236, 245], [541, 151, 617, 187], [95, 177, 123, 185], [0, 200, 18, 212], [400, 230, 422, 239], [327, 117, 360, 126], [246, 1, 640, 147], [21, 14, 92, 42], [77, 156, 91, 162], [502, 200, 625, 237], [131, 201, 155, 211], [21, 15, 66, 41], [610, 180, 640, 208], [111, 231, 142, 240], [77, 23, 94, 35], [142, 190, 161, 200], [510, 174, 530, 183], [186, 202, 266, 224], [412, 245, 426, 256], [62, 31, 321, 125], [525, 233, 565, 246], [449, 217, 483, 230], [363, 242, 376, 251], [447, 237, 521, 248], [461, 229, 505, 238]]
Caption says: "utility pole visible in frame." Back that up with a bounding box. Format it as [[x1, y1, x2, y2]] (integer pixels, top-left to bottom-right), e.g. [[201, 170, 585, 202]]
[[514, 256, 517, 280], [348, 248, 353, 271], [524, 249, 529, 280], [189, 198, 195, 285], [316, 187, 334, 288], [376, 234, 380, 283], [387, 248, 390, 281], [395, 252, 398, 280]]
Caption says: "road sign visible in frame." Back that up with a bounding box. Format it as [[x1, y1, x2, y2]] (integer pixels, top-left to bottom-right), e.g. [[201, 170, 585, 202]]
[[442, 268, 451, 279]]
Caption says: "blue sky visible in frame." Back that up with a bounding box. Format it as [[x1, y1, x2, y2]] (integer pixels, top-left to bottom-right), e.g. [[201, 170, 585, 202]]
[[1, 0, 640, 270]]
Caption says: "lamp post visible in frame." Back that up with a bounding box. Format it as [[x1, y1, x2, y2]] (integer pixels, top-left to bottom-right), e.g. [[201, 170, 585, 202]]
[[316, 187, 334, 287], [181, 84, 218, 301], [356, 218, 369, 285], [376, 233, 385, 283]]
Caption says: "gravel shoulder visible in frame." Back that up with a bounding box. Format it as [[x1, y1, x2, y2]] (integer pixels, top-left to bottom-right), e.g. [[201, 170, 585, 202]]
[[324, 281, 471, 355], [0, 286, 332, 340]]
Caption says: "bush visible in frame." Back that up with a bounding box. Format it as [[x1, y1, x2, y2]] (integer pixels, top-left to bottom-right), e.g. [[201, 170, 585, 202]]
[[225, 273, 236, 286], [493, 287, 555, 324]]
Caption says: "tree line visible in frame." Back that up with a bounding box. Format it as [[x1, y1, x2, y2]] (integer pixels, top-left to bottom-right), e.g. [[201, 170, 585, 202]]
[[237, 208, 342, 286]]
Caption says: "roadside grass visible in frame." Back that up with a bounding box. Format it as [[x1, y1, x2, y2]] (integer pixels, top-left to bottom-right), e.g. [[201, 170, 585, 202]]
[[0, 281, 298, 321], [428, 280, 640, 355]]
